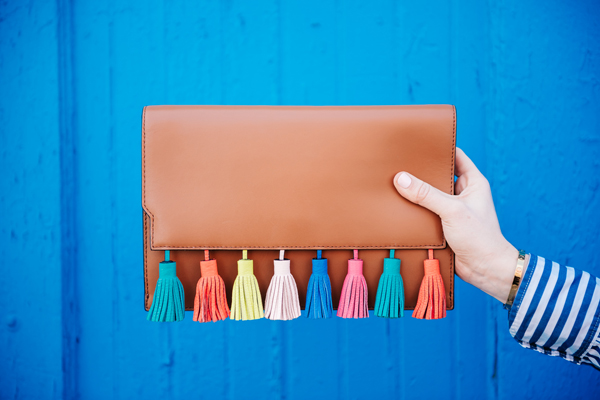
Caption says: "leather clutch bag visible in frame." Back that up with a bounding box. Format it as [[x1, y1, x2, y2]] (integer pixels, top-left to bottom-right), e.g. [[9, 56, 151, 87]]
[[142, 105, 456, 312]]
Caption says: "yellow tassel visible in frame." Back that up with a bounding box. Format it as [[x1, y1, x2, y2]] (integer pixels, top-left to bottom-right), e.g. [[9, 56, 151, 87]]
[[230, 250, 264, 321]]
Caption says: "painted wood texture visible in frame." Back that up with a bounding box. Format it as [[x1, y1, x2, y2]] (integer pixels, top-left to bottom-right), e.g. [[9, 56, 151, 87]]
[[1, 0, 599, 398]]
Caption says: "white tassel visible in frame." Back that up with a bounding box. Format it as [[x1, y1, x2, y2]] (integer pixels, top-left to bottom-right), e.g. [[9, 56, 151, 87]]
[[265, 250, 301, 320]]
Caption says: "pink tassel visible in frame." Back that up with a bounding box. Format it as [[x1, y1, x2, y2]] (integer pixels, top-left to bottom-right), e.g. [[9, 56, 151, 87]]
[[265, 250, 301, 320], [337, 249, 369, 318]]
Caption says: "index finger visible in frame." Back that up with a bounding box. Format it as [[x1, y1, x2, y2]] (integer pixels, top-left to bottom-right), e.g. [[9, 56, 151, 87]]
[[455, 147, 481, 178]]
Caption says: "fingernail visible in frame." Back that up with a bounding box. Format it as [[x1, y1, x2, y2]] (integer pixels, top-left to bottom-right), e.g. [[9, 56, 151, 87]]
[[397, 172, 411, 188]]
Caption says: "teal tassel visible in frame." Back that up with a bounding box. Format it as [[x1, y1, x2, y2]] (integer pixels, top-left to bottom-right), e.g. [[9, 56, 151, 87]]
[[374, 249, 404, 318], [147, 251, 185, 322]]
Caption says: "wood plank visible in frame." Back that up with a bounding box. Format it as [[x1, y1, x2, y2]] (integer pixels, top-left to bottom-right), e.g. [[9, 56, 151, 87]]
[[0, 0, 64, 398]]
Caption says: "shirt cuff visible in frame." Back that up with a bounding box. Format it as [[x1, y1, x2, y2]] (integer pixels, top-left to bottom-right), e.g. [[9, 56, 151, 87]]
[[507, 254, 600, 368]]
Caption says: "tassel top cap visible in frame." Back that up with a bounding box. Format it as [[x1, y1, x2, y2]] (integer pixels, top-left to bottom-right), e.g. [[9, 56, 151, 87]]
[[159, 261, 177, 278], [383, 257, 401, 274], [238, 258, 254, 275], [312, 258, 328, 275], [274, 259, 291, 275], [424, 259, 440, 276], [348, 258, 363, 275], [200, 259, 218, 277]]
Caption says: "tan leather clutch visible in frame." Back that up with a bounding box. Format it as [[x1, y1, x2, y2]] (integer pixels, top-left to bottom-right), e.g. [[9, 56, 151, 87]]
[[142, 105, 456, 311]]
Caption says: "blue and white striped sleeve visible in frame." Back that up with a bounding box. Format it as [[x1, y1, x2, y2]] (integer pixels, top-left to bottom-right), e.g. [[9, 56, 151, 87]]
[[507, 254, 600, 370]]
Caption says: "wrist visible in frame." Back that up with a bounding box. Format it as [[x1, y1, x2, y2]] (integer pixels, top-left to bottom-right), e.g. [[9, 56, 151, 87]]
[[469, 242, 520, 303]]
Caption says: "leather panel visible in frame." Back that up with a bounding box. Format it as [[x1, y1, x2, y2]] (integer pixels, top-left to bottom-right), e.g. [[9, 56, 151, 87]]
[[142, 105, 456, 249]]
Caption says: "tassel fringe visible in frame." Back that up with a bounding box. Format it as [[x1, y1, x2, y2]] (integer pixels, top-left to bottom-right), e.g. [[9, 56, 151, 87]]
[[193, 258, 230, 323], [305, 255, 333, 318], [374, 251, 404, 318], [413, 249, 447, 320], [231, 275, 263, 321], [147, 258, 185, 322], [337, 250, 369, 319]]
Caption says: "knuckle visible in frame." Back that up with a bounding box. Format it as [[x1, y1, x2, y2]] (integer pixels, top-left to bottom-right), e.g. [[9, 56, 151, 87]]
[[414, 182, 432, 205], [480, 175, 491, 189]]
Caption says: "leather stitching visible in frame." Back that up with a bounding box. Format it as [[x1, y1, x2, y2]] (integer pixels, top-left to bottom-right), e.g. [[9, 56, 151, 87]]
[[143, 211, 149, 311], [142, 106, 153, 311], [451, 105, 456, 197], [142, 106, 157, 250], [447, 106, 456, 308]]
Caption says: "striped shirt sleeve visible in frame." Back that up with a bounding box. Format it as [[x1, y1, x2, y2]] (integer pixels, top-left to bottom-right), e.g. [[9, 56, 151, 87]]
[[507, 254, 600, 370]]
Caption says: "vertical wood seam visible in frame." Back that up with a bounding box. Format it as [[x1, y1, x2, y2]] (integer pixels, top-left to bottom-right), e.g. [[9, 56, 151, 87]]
[[107, 0, 119, 396], [487, 1, 500, 398], [57, 0, 78, 398]]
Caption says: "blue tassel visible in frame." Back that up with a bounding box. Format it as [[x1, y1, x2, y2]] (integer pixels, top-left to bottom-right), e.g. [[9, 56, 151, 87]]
[[147, 251, 185, 322], [305, 250, 333, 318], [374, 249, 404, 318]]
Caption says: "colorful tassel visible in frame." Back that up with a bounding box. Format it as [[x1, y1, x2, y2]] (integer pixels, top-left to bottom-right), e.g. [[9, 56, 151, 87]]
[[413, 249, 447, 320], [374, 249, 404, 318], [230, 250, 264, 321], [265, 250, 301, 320], [306, 250, 333, 319], [193, 250, 230, 323], [147, 250, 185, 322], [337, 249, 369, 319]]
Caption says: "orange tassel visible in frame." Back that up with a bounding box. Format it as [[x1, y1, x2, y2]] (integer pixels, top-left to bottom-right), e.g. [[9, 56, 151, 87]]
[[412, 249, 446, 320], [193, 250, 230, 323]]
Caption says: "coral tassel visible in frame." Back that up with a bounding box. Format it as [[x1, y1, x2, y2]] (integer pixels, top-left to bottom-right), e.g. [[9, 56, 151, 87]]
[[147, 251, 185, 322], [193, 250, 230, 323], [306, 250, 333, 319], [413, 249, 447, 320], [337, 249, 369, 319], [230, 250, 264, 321], [265, 250, 301, 320], [374, 249, 404, 318]]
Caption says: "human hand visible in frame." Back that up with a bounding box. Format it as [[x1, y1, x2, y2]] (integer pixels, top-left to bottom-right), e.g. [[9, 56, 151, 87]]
[[393, 148, 519, 303]]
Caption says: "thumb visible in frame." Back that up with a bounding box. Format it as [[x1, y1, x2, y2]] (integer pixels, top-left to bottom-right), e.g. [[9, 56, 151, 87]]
[[394, 172, 454, 218]]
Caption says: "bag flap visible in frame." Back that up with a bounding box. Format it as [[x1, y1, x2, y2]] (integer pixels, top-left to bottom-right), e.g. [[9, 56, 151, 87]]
[[142, 105, 455, 250]]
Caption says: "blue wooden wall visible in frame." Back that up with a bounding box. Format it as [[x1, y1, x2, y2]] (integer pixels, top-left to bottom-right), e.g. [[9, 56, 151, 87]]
[[1, 0, 599, 398]]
